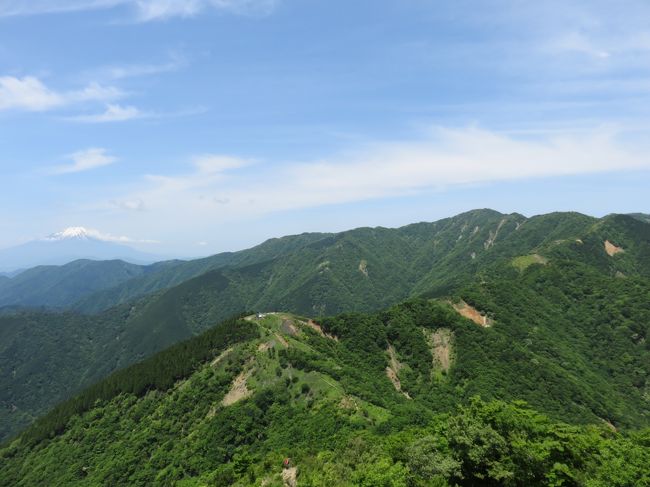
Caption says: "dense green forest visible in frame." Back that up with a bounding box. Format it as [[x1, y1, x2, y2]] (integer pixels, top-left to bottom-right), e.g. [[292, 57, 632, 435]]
[[2, 210, 649, 444], [2, 307, 649, 486], [0, 259, 155, 309]]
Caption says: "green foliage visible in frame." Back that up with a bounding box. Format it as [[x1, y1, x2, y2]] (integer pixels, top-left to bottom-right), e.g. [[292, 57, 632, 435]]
[[3, 209, 650, 444], [0, 259, 151, 309], [2, 301, 650, 485], [19, 313, 257, 446]]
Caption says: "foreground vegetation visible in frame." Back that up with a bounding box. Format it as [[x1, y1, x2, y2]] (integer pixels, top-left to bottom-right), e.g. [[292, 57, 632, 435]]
[[2, 298, 649, 485]]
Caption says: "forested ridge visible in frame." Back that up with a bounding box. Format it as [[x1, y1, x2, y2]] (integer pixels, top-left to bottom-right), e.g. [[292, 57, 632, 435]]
[[1, 209, 649, 456], [2, 302, 649, 486]]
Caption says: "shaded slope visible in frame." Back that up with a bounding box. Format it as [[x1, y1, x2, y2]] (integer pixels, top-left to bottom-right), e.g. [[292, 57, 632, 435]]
[[0, 260, 154, 309]]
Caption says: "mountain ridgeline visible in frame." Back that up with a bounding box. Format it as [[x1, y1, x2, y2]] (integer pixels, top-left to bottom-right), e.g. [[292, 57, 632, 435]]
[[1, 209, 650, 453], [2, 306, 649, 486]]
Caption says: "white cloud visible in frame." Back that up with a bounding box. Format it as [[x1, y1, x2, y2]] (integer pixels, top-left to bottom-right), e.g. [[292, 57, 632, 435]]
[[107, 126, 650, 225], [0, 76, 123, 112], [0, 76, 64, 111], [0, 0, 280, 20], [0, 0, 125, 17], [68, 104, 144, 123], [52, 148, 117, 174]]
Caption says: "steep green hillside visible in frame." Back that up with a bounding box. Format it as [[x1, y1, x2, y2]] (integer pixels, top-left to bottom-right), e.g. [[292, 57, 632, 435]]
[[2, 309, 649, 486], [74, 232, 330, 313], [0, 305, 136, 440], [2, 210, 649, 442], [0, 233, 330, 312], [0, 260, 153, 309], [629, 213, 650, 224]]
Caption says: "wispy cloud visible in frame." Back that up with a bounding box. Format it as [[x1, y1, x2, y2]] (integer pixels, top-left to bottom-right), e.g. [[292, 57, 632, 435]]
[[67, 104, 144, 123], [0, 76, 122, 112], [106, 126, 649, 226], [52, 148, 117, 174], [101, 54, 186, 80], [547, 32, 611, 59], [0, 0, 281, 21], [0, 0, 125, 17]]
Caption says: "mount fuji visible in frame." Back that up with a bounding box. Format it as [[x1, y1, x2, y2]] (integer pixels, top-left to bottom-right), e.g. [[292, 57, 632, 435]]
[[0, 227, 163, 273]]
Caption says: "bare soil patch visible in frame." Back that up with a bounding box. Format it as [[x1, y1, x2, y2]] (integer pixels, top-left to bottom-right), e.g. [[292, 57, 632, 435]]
[[385, 344, 411, 399], [281, 319, 299, 336], [605, 240, 624, 256], [484, 218, 507, 249], [453, 300, 492, 327], [305, 319, 338, 341], [358, 259, 369, 277], [222, 368, 254, 406], [282, 467, 297, 487], [423, 328, 453, 373]]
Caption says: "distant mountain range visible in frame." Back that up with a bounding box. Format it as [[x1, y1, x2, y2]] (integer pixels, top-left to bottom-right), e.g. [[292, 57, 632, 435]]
[[2, 209, 650, 443], [2, 209, 650, 485], [0, 227, 163, 273]]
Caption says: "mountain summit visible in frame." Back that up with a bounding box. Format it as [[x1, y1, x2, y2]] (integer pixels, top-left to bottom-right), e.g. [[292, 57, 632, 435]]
[[44, 227, 101, 241], [0, 227, 162, 272]]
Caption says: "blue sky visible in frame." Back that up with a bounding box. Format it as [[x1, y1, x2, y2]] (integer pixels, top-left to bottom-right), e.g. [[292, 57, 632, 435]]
[[1, 0, 650, 256]]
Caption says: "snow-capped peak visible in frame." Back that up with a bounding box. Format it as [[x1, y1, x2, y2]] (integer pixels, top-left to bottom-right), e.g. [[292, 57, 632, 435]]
[[42, 227, 158, 245], [45, 227, 96, 241]]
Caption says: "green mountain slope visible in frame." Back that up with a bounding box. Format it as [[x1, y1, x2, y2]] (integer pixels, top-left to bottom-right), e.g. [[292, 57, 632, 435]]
[[0, 233, 329, 312], [629, 213, 650, 224], [0, 304, 137, 440], [2, 308, 649, 486], [0, 260, 155, 309], [2, 210, 649, 443], [73, 232, 331, 313]]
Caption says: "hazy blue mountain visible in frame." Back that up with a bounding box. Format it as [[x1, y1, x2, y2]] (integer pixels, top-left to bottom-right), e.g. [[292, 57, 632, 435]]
[[0, 260, 162, 309], [0, 233, 330, 311], [0, 227, 163, 272]]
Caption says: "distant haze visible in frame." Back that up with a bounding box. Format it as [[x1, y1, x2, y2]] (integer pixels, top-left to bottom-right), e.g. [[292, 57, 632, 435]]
[[0, 227, 164, 272]]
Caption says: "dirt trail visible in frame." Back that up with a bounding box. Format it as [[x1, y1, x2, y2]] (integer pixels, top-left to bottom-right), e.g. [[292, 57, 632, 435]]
[[282, 467, 297, 487], [274, 332, 289, 348], [453, 300, 491, 327], [604, 240, 624, 256], [210, 347, 232, 367]]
